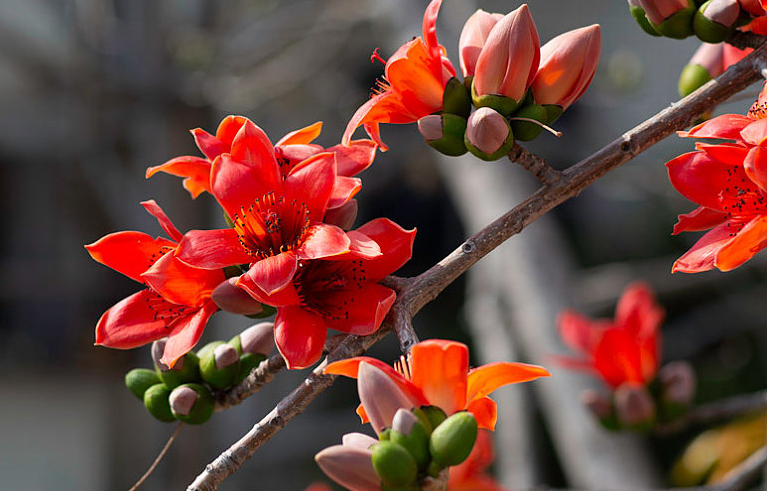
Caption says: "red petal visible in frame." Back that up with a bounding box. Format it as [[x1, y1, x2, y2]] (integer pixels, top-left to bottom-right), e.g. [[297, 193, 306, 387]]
[[409, 340, 469, 415], [211, 154, 274, 219], [278, 144, 322, 170], [95, 289, 180, 349], [284, 152, 337, 220], [673, 207, 727, 234], [666, 151, 732, 211], [298, 224, 351, 260], [346, 230, 382, 259], [141, 252, 225, 307], [326, 140, 378, 177], [593, 329, 646, 388], [229, 120, 280, 188], [557, 310, 609, 354], [672, 222, 735, 273], [140, 200, 183, 242], [323, 283, 395, 335], [275, 306, 327, 369], [696, 142, 749, 166], [243, 252, 298, 295], [328, 176, 362, 210], [236, 272, 300, 306], [678, 114, 752, 139], [160, 301, 218, 367], [86, 231, 176, 283], [342, 91, 414, 147], [276, 121, 323, 146], [744, 145, 767, 192], [741, 118, 767, 146], [353, 218, 416, 281], [215, 116, 249, 146], [465, 397, 498, 431], [614, 282, 664, 338], [714, 215, 767, 271], [175, 228, 253, 269], [466, 362, 550, 402], [191, 128, 228, 161], [145, 156, 212, 199]]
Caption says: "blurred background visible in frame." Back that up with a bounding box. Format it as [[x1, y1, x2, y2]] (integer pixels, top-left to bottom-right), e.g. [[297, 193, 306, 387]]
[[1, 0, 766, 489]]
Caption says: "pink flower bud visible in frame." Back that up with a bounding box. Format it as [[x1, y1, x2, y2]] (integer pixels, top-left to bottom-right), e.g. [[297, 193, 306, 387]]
[[532, 25, 601, 109], [459, 10, 504, 78], [465, 107, 510, 155], [342, 432, 379, 450], [658, 361, 696, 406], [614, 383, 656, 427], [324, 200, 358, 231], [152, 339, 172, 371], [240, 322, 275, 356], [213, 343, 239, 370], [637, 0, 690, 24], [581, 389, 612, 419], [358, 363, 421, 434], [315, 444, 380, 491], [392, 408, 419, 435], [704, 0, 740, 26], [738, 0, 764, 16], [689, 42, 725, 78], [169, 385, 198, 417], [417, 115, 444, 141], [473, 4, 540, 102], [212, 278, 264, 315]]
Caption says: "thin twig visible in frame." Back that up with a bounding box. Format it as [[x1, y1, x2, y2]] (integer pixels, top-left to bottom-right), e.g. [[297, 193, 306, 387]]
[[128, 422, 184, 491], [656, 390, 767, 435], [187, 39, 767, 491]]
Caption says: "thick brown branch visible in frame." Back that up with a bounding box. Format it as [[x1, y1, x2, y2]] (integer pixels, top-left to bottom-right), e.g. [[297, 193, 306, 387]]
[[187, 41, 767, 491], [508, 143, 562, 186], [656, 389, 767, 435], [727, 30, 767, 51]]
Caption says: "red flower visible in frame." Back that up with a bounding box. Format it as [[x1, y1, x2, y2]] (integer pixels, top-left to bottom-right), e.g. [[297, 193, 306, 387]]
[[557, 282, 663, 389], [173, 119, 373, 297], [325, 339, 549, 430], [85, 201, 224, 366], [147, 116, 376, 210], [240, 218, 415, 369], [668, 90, 767, 272], [342, 0, 456, 150], [448, 430, 506, 491]]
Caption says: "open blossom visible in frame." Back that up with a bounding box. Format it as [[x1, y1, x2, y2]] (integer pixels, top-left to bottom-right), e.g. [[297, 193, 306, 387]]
[[85, 201, 224, 367], [240, 218, 415, 369], [342, 0, 456, 149], [557, 282, 663, 389], [147, 116, 376, 209], [325, 339, 549, 430]]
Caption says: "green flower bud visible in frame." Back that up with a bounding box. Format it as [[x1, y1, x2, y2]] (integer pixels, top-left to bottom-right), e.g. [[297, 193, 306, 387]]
[[143, 383, 176, 422], [196, 340, 226, 360], [390, 409, 430, 470], [693, 0, 738, 43], [371, 441, 418, 487], [629, 3, 662, 36], [678, 64, 711, 98], [236, 352, 267, 384], [510, 103, 548, 142], [152, 340, 201, 390], [169, 383, 215, 425], [420, 406, 447, 431], [654, 1, 696, 39], [200, 343, 241, 389], [125, 368, 161, 401], [418, 114, 468, 157], [379, 428, 391, 441], [429, 411, 478, 467], [443, 77, 472, 118], [410, 407, 434, 434]]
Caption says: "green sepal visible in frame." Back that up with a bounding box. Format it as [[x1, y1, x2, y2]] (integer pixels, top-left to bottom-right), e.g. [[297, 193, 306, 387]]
[[228, 335, 243, 354], [196, 340, 226, 361], [426, 460, 443, 478], [379, 428, 392, 441], [246, 303, 276, 319], [541, 104, 564, 125], [471, 80, 519, 116], [443, 77, 471, 118], [411, 407, 433, 434], [125, 368, 161, 401], [510, 103, 548, 142], [143, 383, 176, 422], [171, 383, 215, 425], [653, 1, 695, 39], [236, 352, 267, 384], [420, 406, 447, 431], [429, 411, 478, 467], [693, 0, 734, 42], [391, 420, 431, 470], [678, 64, 711, 98], [371, 441, 418, 487], [629, 5, 661, 36], [424, 114, 468, 157], [199, 345, 241, 390], [157, 351, 201, 390]]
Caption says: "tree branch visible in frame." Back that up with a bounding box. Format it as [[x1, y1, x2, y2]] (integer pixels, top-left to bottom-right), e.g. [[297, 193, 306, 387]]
[[656, 389, 767, 435], [187, 40, 767, 491], [508, 143, 562, 186]]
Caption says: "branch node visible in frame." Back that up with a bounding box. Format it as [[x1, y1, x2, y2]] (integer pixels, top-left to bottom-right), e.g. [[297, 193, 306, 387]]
[[461, 240, 476, 254]]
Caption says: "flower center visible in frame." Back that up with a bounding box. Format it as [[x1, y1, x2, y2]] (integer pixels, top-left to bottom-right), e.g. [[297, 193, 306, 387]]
[[231, 191, 310, 260], [721, 165, 767, 234], [144, 290, 191, 325], [294, 260, 367, 320], [749, 97, 767, 120]]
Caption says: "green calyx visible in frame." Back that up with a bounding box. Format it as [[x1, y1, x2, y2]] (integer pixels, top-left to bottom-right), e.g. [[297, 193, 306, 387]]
[[693, 0, 734, 42], [510, 103, 548, 142], [653, 1, 695, 39], [391, 416, 431, 470], [429, 411, 478, 467], [236, 352, 267, 384], [541, 104, 564, 126], [157, 351, 201, 390], [371, 441, 418, 487], [200, 344, 241, 390], [442, 77, 471, 118], [125, 368, 161, 400], [678, 64, 711, 98], [424, 114, 468, 157], [170, 383, 215, 425], [197, 340, 226, 360], [471, 80, 519, 117], [419, 406, 447, 431], [629, 5, 661, 36], [464, 125, 515, 162], [143, 383, 175, 423]]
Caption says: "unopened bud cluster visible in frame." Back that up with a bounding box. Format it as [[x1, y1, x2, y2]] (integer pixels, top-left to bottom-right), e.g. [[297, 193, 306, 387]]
[[628, 0, 753, 42], [124, 322, 275, 424], [316, 406, 478, 491], [584, 361, 697, 431], [418, 5, 600, 162]]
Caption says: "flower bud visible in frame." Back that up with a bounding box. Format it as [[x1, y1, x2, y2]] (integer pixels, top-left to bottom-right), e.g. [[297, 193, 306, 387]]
[[420, 405, 447, 431], [628, 0, 662, 35], [358, 363, 421, 435], [169, 383, 215, 425], [678, 43, 724, 97], [371, 441, 418, 487], [391, 408, 431, 469], [324, 200, 358, 231], [153, 340, 201, 389], [212, 278, 265, 316], [418, 114, 468, 157], [342, 432, 379, 450], [614, 383, 656, 430], [429, 411, 478, 467], [473, 4, 540, 105], [658, 361, 696, 420], [236, 352, 267, 384], [125, 368, 161, 401], [315, 444, 380, 491], [581, 389, 619, 431], [459, 10, 504, 78], [443, 77, 472, 118], [640, 0, 695, 39], [236, 322, 276, 356], [200, 343, 241, 389], [464, 107, 515, 161], [196, 340, 225, 360], [143, 383, 176, 422], [693, 0, 739, 42], [532, 25, 601, 110]]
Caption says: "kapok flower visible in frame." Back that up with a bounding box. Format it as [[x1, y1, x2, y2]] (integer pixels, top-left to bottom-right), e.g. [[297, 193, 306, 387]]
[[342, 0, 456, 149], [531, 25, 601, 110], [85, 200, 224, 367], [472, 4, 540, 104], [325, 339, 550, 431], [459, 10, 504, 78], [174, 119, 373, 297], [448, 430, 506, 491], [239, 218, 415, 369], [147, 116, 376, 209], [557, 282, 663, 389], [637, 0, 690, 25]]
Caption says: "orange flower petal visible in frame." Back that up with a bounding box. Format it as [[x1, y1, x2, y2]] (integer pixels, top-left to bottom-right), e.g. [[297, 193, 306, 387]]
[[715, 215, 767, 271], [466, 362, 550, 402], [466, 396, 497, 431], [277, 121, 323, 146], [409, 340, 469, 415]]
